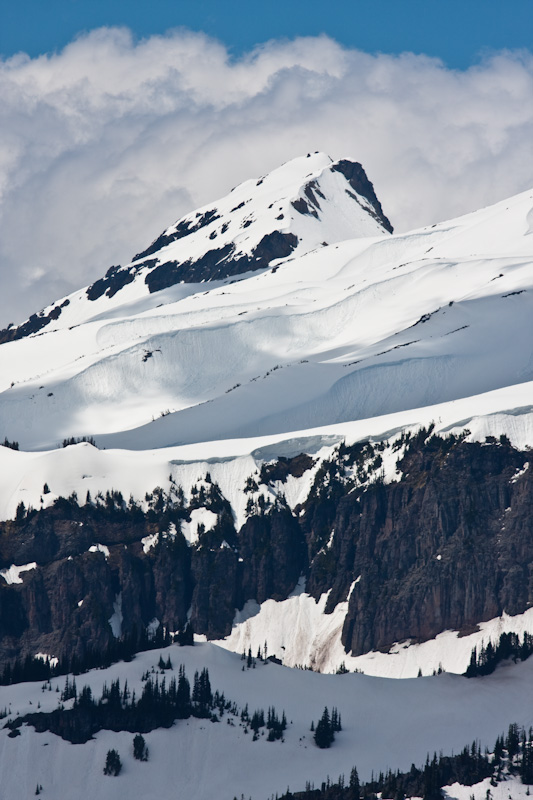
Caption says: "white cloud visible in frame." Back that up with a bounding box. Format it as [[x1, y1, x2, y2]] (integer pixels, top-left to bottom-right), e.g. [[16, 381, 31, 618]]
[[0, 28, 532, 326]]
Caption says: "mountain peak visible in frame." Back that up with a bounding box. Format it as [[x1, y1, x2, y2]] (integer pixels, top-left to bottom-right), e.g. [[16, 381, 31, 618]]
[[0, 153, 392, 344], [87, 152, 392, 298]]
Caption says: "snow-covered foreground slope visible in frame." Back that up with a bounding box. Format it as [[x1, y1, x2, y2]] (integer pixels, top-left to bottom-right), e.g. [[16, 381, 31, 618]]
[[0, 168, 531, 452], [1, 641, 533, 800]]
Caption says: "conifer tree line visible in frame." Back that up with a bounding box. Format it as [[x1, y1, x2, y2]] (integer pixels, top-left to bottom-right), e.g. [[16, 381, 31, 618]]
[[464, 631, 533, 677], [0, 623, 194, 687], [275, 723, 533, 800], [6, 660, 289, 748]]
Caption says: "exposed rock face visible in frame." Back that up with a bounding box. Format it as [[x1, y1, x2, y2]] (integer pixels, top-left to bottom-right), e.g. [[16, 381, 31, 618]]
[[236, 510, 307, 606], [331, 160, 393, 233], [143, 231, 299, 291], [1, 433, 532, 668], [0, 511, 191, 665], [329, 436, 530, 654], [0, 299, 70, 344]]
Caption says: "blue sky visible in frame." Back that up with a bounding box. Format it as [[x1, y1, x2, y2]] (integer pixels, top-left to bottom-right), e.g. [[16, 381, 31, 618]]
[[2, 0, 532, 68]]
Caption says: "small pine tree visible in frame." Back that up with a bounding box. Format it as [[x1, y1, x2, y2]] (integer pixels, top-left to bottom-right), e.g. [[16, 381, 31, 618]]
[[133, 734, 149, 762], [15, 501, 26, 524], [103, 748, 122, 776], [349, 766, 360, 798], [314, 707, 335, 749]]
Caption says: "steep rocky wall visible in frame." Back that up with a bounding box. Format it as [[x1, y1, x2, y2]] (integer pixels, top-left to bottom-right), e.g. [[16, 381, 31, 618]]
[[0, 434, 532, 668]]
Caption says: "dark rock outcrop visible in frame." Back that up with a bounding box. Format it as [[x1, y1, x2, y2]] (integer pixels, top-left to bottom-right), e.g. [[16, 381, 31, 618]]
[[144, 231, 299, 291], [304, 434, 531, 655], [132, 209, 222, 262], [0, 508, 191, 666], [0, 299, 70, 344], [86, 265, 134, 301], [332, 160, 393, 233]]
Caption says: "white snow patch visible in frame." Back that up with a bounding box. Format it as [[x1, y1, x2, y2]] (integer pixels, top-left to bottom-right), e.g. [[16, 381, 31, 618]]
[[0, 562, 37, 584], [218, 593, 533, 679], [108, 593, 123, 639], [141, 531, 159, 553], [88, 543, 110, 558], [34, 653, 58, 668], [181, 508, 218, 545], [1, 640, 533, 799], [217, 579, 356, 673], [350, 606, 533, 678], [511, 461, 529, 482], [444, 776, 530, 800]]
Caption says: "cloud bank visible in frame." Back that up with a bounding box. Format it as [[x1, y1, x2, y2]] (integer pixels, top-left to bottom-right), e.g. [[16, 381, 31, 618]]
[[1, 28, 532, 325]]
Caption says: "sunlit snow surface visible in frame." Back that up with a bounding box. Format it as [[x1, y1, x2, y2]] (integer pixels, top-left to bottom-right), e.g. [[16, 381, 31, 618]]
[[0, 162, 532, 453]]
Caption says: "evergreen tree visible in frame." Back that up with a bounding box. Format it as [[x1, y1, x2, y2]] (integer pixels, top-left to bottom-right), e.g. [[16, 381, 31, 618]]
[[15, 501, 26, 524], [314, 707, 334, 749], [133, 734, 149, 762], [176, 665, 191, 717], [507, 723, 520, 759], [349, 766, 360, 800], [103, 749, 122, 776], [251, 709, 265, 733]]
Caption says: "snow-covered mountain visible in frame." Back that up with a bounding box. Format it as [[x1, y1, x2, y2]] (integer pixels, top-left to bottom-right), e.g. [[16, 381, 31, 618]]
[[2, 153, 533, 800], [0, 152, 391, 341], [0, 156, 531, 457], [1, 154, 533, 666]]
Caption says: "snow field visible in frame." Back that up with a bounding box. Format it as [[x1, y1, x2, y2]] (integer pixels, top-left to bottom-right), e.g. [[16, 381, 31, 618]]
[[1, 642, 533, 800], [0, 171, 531, 452]]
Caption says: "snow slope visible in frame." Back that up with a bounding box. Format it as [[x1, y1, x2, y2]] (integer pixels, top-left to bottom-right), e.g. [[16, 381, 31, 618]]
[[215, 583, 533, 678], [0, 175, 531, 454], [0, 641, 533, 800]]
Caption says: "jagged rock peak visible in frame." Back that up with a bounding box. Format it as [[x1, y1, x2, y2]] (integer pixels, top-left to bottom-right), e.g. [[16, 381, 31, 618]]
[[89, 152, 393, 298], [0, 152, 392, 343]]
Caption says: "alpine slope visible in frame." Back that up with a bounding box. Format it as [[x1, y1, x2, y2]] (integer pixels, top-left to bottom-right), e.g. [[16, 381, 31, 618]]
[[1, 152, 533, 679], [0, 152, 532, 457]]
